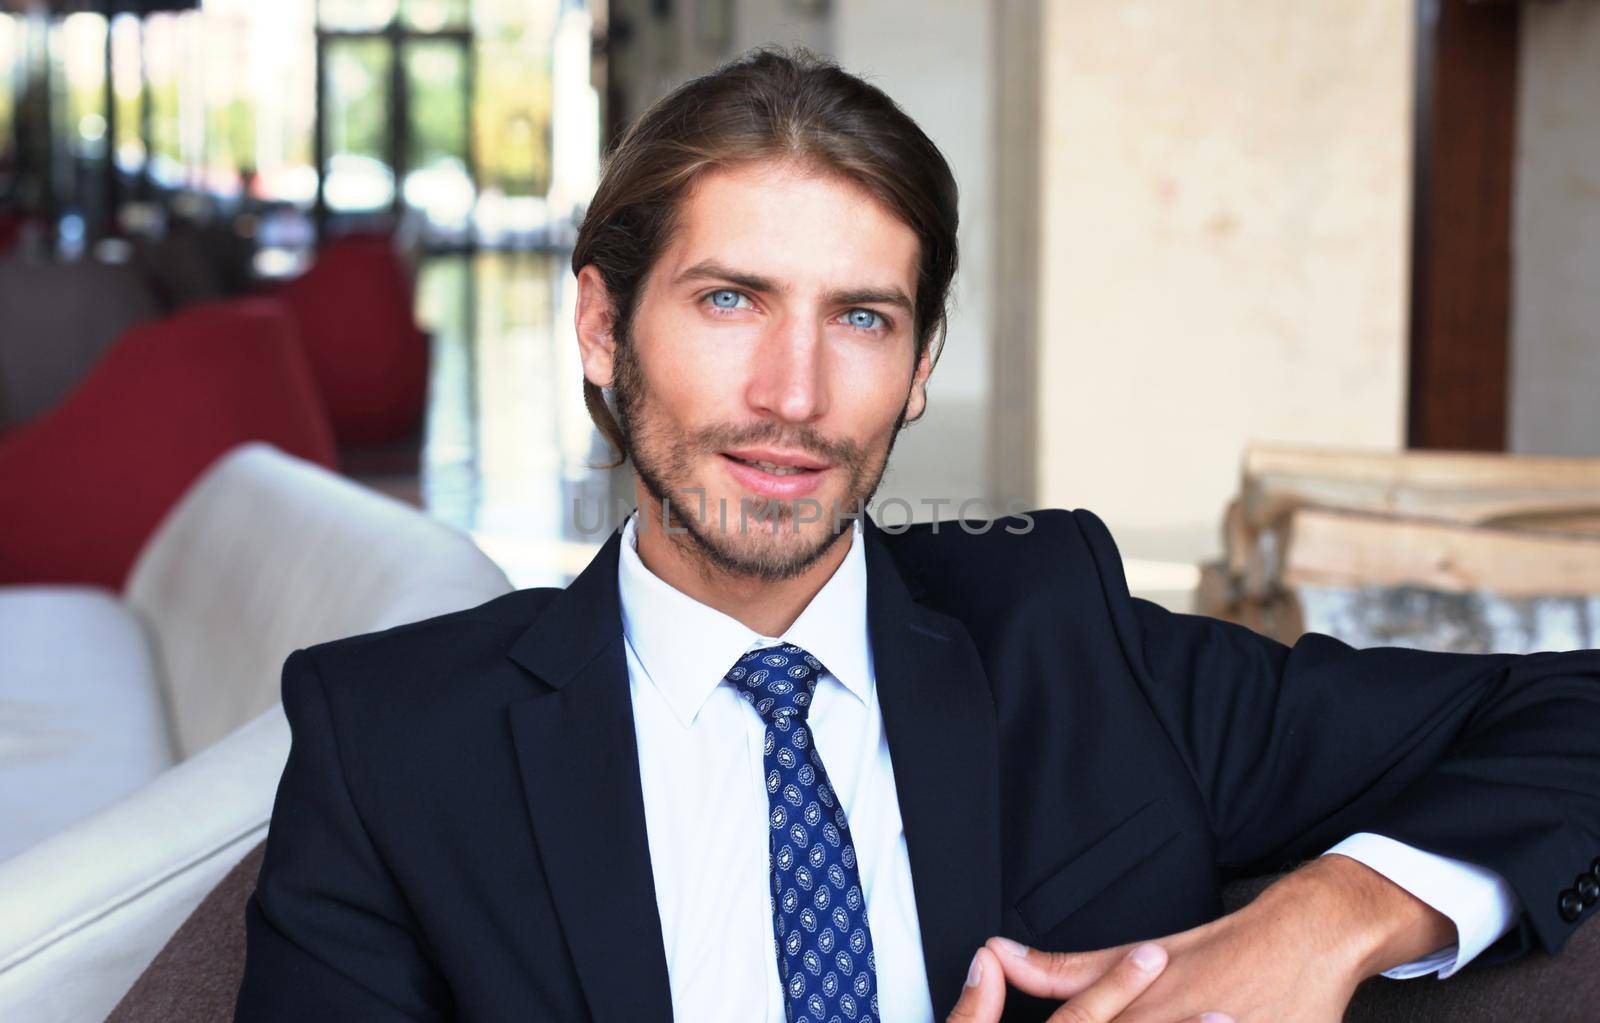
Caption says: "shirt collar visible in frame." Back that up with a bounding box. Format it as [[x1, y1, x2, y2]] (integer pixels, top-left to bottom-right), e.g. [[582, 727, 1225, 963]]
[[616, 510, 872, 728]]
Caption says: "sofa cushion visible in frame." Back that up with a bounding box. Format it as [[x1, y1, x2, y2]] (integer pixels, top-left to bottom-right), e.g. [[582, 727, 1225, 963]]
[[125, 442, 512, 757], [0, 586, 174, 861]]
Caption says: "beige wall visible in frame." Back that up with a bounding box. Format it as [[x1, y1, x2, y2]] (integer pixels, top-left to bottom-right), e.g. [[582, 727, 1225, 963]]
[[1029, 1, 1414, 561], [1510, 1, 1600, 458], [834, 0, 995, 515]]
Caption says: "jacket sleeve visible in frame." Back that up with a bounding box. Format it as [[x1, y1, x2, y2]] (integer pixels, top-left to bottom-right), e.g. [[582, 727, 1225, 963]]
[[1072, 507, 1600, 963], [235, 648, 453, 1021]]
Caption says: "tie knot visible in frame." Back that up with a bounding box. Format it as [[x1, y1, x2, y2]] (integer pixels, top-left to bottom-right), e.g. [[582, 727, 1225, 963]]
[[723, 643, 825, 726]]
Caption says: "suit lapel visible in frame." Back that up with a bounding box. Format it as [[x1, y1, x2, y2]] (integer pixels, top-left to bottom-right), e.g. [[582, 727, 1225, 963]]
[[502, 514, 1003, 1022], [506, 527, 674, 1023], [862, 515, 1003, 1018]]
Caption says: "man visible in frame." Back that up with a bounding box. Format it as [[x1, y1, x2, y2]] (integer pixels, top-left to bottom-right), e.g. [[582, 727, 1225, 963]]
[[236, 49, 1600, 1023]]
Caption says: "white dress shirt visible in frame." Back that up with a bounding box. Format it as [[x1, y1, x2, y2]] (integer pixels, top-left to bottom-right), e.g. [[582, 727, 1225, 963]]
[[1323, 832, 1516, 979], [615, 512, 1516, 1022]]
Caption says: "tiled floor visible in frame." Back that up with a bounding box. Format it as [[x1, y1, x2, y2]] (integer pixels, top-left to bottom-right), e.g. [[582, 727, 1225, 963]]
[[409, 251, 620, 588]]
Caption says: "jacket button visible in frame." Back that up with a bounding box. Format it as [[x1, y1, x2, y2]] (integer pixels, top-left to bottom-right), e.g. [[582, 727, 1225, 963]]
[[1580, 875, 1600, 907], [1592, 855, 1600, 879], [1559, 889, 1584, 923]]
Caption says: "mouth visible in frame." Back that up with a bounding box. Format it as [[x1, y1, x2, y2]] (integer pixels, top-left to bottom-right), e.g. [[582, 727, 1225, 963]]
[[718, 449, 832, 501], [722, 455, 817, 477], [721, 447, 831, 473]]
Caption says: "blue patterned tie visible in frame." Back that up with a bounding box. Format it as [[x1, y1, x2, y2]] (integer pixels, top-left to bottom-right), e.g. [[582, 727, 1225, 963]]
[[725, 643, 880, 1023]]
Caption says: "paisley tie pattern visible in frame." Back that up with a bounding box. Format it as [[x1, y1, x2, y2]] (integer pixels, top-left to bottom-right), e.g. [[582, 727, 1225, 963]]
[[725, 643, 880, 1023]]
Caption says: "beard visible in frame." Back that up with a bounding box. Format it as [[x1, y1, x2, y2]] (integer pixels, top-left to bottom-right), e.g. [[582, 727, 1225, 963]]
[[610, 326, 911, 582]]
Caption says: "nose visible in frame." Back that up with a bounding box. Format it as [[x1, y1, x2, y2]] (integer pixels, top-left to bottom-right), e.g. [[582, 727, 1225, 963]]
[[745, 311, 830, 425]]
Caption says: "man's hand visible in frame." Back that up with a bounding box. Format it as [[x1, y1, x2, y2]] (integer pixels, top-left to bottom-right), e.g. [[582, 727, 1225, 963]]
[[949, 940, 1231, 1023], [946, 854, 1456, 1022]]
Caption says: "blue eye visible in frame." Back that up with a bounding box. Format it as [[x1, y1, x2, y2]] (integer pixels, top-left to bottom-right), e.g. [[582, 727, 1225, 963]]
[[709, 289, 745, 309], [844, 309, 883, 330]]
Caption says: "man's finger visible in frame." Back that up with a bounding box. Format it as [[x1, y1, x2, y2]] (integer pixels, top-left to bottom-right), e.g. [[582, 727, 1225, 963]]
[[985, 937, 1125, 1000], [946, 947, 1006, 1023], [1044, 943, 1167, 1023]]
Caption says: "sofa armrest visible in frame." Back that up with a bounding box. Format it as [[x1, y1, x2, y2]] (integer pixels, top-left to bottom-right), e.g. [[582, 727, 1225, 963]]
[[107, 841, 265, 1023], [0, 707, 289, 1023]]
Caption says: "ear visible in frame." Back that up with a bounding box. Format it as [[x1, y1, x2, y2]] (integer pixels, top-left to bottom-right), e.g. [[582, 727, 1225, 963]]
[[575, 264, 618, 389], [903, 341, 935, 424]]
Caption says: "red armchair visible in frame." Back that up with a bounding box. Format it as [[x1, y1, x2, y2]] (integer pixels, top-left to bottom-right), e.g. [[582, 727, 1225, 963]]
[[0, 213, 24, 255], [0, 298, 337, 590], [272, 233, 430, 447]]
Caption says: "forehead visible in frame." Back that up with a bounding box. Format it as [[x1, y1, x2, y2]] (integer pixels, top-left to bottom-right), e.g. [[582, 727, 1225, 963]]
[[657, 160, 920, 299]]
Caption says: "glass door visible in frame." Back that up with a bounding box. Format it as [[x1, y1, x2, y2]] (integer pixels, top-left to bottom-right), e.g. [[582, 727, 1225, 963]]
[[319, 34, 395, 228], [315, 0, 474, 242], [401, 35, 471, 240]]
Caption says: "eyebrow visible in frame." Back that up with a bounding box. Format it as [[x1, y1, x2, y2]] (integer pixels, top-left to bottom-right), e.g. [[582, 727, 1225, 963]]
[[672, 259, 915, 317]]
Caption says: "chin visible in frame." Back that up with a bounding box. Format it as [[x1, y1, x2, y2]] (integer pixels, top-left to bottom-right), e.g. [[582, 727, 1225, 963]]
[[711, 486, 847, 537], [678, 488, 850, 581]]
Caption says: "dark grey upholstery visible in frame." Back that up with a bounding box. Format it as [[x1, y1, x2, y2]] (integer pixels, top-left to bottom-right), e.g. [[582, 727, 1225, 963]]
[[106, 843, 262, 1023], [0, 257, 161, 428], [132, 231, 226, 310]]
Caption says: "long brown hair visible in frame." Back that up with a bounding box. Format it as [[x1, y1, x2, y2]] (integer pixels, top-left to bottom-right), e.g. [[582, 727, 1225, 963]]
[[571, 46, 960, 467]]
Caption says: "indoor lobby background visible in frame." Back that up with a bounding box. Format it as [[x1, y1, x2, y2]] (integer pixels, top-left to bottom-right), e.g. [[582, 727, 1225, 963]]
[[3, 1, 1600, 1020]]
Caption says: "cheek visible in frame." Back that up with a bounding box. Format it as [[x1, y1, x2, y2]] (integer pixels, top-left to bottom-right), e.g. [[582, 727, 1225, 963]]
[[835, 345, 915, 432], [851, 339, 915, 397], [635, 307, 749, 417]]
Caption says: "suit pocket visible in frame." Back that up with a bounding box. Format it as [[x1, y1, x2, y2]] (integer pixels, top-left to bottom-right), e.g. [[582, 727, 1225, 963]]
[[1015, 797, 1183, 938]]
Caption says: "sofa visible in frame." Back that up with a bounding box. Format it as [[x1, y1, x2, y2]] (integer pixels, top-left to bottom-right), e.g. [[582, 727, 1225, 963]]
[[0, 443, 513, 1023]]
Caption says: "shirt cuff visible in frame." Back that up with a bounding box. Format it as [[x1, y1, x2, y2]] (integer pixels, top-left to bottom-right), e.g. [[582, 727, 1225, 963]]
[[1322, 832, 1518, 980]]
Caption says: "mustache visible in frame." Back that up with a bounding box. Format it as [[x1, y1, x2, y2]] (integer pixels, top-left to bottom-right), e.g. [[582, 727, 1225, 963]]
[[690, 422, 866, 467]]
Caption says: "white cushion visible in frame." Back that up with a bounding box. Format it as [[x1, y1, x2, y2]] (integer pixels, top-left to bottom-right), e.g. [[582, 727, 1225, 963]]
[[0, 443, 514, 1021], [0, 707, 288, 1023], [126, 442, 513, 757], [0, 586, 175, 861]]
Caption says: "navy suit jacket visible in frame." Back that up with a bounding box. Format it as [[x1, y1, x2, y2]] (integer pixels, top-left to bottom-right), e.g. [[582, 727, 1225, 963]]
[[235, 509, 1600, 1022]]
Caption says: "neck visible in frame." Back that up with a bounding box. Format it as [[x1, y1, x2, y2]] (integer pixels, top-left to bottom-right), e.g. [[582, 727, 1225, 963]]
[[630, 487, 854, 638]]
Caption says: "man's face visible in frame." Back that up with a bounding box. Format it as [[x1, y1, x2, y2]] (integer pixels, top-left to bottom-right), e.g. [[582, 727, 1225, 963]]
[[592, 159, 931, 581]]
